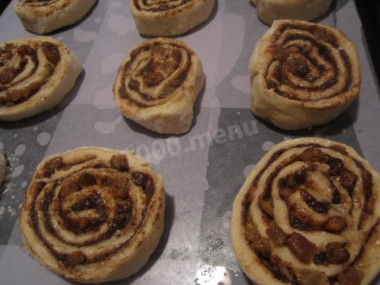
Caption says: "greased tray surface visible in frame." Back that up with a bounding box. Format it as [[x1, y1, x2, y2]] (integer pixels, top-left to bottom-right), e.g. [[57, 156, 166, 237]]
[[1, 1, 380, 284]]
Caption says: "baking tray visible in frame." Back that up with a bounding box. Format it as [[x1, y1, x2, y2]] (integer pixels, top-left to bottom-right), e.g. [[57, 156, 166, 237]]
[[1, 0, 380, 284]]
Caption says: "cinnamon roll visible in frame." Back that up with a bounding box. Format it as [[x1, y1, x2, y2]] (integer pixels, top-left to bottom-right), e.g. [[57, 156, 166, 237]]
[[231, 137, 380, 285], [0, 36, 82, 121], [113, 37, 204, 134], [130, 0, 215, 36], [14, 0, 96, 34], [252, 0, 333, 25], [250, 20, 361, 130], [19, 147, 165, 283]]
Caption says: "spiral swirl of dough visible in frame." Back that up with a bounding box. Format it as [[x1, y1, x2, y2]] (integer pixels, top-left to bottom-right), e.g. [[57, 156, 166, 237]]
[[19, 147, 165, 283], [231, 138, 380, 285], [250, 20, 361, 130], [14, 0, 96, 34], [133, 0, 191, 12], [116, 39, 193, 108], [113, 37, 204, 134], [15, 0, 63, 8], [0, 37, 82, 121], [130, 0, 215, 36]]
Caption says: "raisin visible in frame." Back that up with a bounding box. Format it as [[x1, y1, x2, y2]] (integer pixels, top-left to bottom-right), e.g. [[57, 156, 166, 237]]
[[42, 41, 60, 65]]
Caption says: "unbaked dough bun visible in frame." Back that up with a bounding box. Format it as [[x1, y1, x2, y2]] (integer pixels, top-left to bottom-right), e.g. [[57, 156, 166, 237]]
[[252, 0, 333, 25], [249, 20, 360, 130], [0, 36, 82, 121], [113, 37, 205, 134], [130, 0, 215, 36], [231, 137, 380, 285], [14, 0, 97, 34], [19, 147, 165, 283]]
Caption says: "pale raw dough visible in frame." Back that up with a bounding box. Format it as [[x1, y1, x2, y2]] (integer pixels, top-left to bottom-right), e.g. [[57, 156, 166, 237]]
[[250, 20, 360, 130], [0, 36, 82, 121], [231, 137, 380, 285], [19, 146, 165, 283], [130, 0, 215, 36], [14, 0, 97, 34], [252, 0, 333, 25], [113, 37, 205, 135]]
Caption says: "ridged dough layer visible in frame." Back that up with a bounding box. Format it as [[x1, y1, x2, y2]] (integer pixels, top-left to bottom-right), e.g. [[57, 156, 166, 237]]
[[252, 0, 333, 25], [250, 20, 360, 130], [130, 0, 215, 36], [0, 36, 82, 121], [231, 137, 380, 285], [19, 147, 165, 283], [113, 37, 205, 134], [14, 0, 96, 34]]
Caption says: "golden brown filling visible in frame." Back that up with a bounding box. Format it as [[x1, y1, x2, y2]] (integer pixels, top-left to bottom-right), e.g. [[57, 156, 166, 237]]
[[118, 41, 192, 108], [264, 22, 354, 101], [0, 41, 60, 106], [242, 144, 376, 284], [29, 153, 155, 267]]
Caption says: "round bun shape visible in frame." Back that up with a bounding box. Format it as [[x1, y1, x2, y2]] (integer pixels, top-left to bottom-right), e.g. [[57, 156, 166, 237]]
[[252, 0, 333, 25], [249, 20, 360, 130], [0, 36, 82, 121], [231, 137, 380, 285], [130, 0, 215, 36], [19, 147, 165, 283], [113, 37, 205, 135], [13, 0, 97, 34]]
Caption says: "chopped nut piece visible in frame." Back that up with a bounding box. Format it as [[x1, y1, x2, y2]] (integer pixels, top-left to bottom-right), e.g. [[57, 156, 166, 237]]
[[336, 268, 363, 285], [300, 148, 324, 162], [325, 242, 349, 264], [325, 216, 346, 233], [294, 269, 329, 285], [327, 158, 344, 176], [112, 176, 130, 199], [266, 224, 286, 246], [285, 57, 309, 77], [69, 250, 86, 266], [269, 45, 289, 60], [0, 67, 18, 85], [341, 170, 357, 193], [77, 173, 97, 188], [259, 197, 274, 218], [44, 156, 63, 176], [59, 182, 78, 198], [110, 154, 129, 171], [286, 232, 317, 264]]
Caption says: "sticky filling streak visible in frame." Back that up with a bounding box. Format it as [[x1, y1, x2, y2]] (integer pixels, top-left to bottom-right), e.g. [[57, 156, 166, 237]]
[[241, 143, 375, 283], [264, 25, 353, 101], [29, 163, 154, 266]]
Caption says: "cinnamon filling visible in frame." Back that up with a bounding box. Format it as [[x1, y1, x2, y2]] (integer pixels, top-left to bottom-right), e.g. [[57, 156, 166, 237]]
[[264, 22, 354, 101], [28, 153, 156, 267], [118, 42, 192, 108], [0, 41, 60, 106], [242, 143, 373, 283]]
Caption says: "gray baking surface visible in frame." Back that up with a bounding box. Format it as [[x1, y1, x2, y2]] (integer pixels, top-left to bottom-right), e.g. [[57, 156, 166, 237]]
[[1, 0, 380, 284]]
